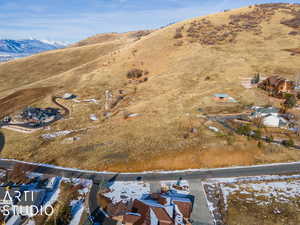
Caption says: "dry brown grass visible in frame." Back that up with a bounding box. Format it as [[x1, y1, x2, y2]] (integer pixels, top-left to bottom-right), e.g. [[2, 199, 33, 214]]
[[226, 196, 300, 225], [71, 30, 152, 47], [1, 4, 300, 171], [0, 87, 54, 118], [283, 47, 300, 55], [0, 34, 136, 97], [225, 180, 300, 225]]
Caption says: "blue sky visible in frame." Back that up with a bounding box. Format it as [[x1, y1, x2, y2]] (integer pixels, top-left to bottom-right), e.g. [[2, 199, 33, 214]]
[[0, 0, 299, 43]]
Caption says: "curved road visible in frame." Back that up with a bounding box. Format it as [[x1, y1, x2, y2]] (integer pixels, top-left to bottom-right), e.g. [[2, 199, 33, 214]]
[[52, 96, 70, 117], [0, 159, 299, 183], [0, 159, 299, 225]]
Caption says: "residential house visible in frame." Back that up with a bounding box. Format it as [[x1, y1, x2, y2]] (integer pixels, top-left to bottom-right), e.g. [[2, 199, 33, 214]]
[[250, 106, 279, 118], [21, 107, 60, 122], [263, 115, 288, 128], [123, 191, 193, 225], [251, 106, 289, 128], [258, 76, 295, 96]]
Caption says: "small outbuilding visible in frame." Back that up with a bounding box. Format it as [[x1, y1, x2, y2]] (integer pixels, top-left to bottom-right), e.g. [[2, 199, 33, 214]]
[[90, 114, 99, 121], [214, 94, 237, 103], [62, 93, 77, 100]]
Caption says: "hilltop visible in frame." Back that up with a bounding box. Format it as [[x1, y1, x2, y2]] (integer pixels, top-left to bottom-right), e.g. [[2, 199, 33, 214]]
[[0, 3, 300, 172]]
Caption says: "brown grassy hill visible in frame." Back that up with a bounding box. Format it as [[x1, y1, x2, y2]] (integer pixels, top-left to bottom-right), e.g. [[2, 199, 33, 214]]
[[71, 30, 152, 47], [0, 30, 146, 98], [1, 3, 300, 171]]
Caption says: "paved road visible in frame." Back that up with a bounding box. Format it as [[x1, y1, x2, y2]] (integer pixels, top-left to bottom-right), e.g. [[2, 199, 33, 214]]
[[0, 159, 299, 183], [0, 159, 299, 224]]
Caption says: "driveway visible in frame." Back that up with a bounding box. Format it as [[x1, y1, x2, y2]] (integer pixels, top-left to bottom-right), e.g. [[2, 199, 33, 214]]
[[190, 180, 214, 225]]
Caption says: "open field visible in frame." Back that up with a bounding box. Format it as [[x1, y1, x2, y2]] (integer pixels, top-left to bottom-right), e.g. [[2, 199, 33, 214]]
[[1, 4, 300, 171]]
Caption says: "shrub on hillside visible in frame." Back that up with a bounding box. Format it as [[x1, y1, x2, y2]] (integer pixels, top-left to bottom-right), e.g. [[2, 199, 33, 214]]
[[174, 40, 184, 46], [265, 135, 274, 143], [288, 31, 300, 36], [127, 69, 144, 79], [281, 17, 300, 29], [7, 164, 37, 184], [282, 93, 297, 112], [45, 203, 71, 225], [236, 125, 251, 136], [174, 32, 183, 39], [174, 27, 184, 39], [282, 139, 294, 147], [252, 129, 262, 140], [133, 30, 152, 39], [257, 141, 263, 148]]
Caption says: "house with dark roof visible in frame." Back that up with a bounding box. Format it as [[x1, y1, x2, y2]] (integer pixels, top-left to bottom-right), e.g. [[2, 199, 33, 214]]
[[122, 191, 193, 225], [21, 107, 60, 122]]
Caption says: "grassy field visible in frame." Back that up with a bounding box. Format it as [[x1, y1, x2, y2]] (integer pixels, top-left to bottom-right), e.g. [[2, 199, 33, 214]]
[[1, 3, 300, 171]]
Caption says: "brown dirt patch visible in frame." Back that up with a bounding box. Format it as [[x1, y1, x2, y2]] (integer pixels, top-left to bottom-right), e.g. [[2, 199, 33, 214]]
[[283, 48, 300, 55]]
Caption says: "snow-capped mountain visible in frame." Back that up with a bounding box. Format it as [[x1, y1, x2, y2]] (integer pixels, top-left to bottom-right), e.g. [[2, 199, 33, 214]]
[[0, 39, 67, 62]]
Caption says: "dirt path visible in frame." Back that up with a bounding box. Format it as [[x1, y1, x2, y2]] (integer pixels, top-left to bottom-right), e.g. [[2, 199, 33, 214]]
[[52, 96, 70, 117]]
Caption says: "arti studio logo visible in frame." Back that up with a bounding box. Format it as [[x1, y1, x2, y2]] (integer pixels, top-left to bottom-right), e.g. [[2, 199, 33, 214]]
[[0, 188, 54, 217]]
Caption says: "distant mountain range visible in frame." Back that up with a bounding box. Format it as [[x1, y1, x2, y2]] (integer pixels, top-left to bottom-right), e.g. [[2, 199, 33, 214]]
[[0, 39, 67, 62]]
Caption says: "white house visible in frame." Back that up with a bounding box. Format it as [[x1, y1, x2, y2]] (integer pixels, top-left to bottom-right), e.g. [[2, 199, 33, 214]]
[[263, 115, 288, 128]]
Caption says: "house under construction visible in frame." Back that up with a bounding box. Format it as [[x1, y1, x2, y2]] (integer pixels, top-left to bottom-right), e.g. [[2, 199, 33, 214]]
[[258, 75, 295, 97]]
